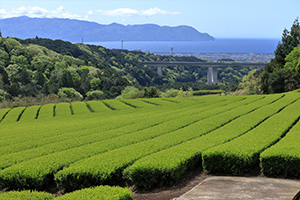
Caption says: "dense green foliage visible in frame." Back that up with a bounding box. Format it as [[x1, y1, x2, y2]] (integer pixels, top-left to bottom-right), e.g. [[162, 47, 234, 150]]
[[0, 37, 130, 99], [0, 36, 255, 102], [261, 18, 300, 93]]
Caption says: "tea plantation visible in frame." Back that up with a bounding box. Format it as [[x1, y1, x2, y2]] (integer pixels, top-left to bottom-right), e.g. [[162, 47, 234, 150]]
[[1, 91, 300, 199]]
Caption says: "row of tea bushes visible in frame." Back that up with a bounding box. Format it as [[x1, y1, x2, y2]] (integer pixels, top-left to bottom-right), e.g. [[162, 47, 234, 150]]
[[260, 116, 300, 178], [54, 96, 265, 192], [123, 94, 284, 189], [0, 186, 132, 200], [202, 94, 300, 175]]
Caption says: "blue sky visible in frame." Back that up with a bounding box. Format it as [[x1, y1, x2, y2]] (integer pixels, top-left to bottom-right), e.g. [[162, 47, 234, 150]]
[[0, 0, 299, 38]]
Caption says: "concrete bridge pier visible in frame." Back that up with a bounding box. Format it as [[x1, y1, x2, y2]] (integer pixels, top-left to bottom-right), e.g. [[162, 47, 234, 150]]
[[157, 66, 163, 76], [207, 67, 218, 85]]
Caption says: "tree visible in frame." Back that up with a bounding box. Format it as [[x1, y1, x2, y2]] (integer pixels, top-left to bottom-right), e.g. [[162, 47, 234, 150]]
[[261, 18, 300, 93], [0, 89, 9, 102], [10, 55, 29, 69], [284, 47, 300, 72], [143, 87, 160, 98], [274, 18, 300, 66], [90, 78, 101, 91], [119, 86, 140, 98], [86, 90, 105, 100], [31, 54, 54, 72], [58, 87, 83, 100]]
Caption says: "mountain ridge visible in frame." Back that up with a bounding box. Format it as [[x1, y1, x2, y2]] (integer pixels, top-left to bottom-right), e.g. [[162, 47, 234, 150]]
[[0, 16, 214, 42]]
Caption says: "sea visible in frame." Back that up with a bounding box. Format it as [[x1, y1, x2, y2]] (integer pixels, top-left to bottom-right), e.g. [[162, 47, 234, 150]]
[[88, 38, 280, 54]]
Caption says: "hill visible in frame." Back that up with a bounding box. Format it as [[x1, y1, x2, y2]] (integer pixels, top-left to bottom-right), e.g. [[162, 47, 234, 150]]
[[0, 36, 254, 101], [0, 16, 214, 42]]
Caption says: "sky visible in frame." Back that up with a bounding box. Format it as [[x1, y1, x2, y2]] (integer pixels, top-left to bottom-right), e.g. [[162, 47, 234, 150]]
[[0, 0, 299, 39]]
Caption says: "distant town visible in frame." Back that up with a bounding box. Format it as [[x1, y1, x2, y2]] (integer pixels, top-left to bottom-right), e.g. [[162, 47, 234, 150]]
[[154, 52, 275, 63]]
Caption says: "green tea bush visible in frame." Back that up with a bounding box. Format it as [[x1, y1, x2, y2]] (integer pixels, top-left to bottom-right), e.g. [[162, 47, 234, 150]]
[[260, 119, 300, 178], [57, 185, 132, 200], [0, 190, 53, 200]]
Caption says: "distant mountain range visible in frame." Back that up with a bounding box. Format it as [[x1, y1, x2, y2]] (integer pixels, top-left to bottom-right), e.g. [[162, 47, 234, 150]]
[[0, 16, 214, 42]]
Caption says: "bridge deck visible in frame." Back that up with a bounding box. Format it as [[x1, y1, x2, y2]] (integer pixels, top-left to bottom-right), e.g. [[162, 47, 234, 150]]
[[140, 61, 266, 68]]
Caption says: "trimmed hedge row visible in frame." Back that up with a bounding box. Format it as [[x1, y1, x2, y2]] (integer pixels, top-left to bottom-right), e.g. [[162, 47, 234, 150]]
[[123, 94, 284, 189], [202, 94, 300, 175], [18, 105, 40, 122], [0, 99, 214, 169], [0, 95, 232, 159], [54, 96, 263, 192], [55, 102, 72, 117], [193, 90, 225, 96], [70, 101, 91, 115], [0, 190, 53, 200], [0, 186, 133, 200], [57, 186, 133, 200], [260, 117, 300, 178], [102, 99, 136, 110], [0, 96, 241, 190], [0, 94, 201, 148], [0, 108, 10, 122], [1, 107, 25, 123], [37, 103, 55, 119]]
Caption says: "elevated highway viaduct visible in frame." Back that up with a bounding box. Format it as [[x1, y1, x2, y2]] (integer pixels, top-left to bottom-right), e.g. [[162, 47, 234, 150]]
[[140, 61, 266, 85]]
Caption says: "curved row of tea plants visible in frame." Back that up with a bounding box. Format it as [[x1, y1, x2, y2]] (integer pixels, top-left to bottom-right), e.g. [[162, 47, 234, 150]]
[[0, 185, 132, 200], [0, 97, 252, 190], [124, 94, 288, 189], [54, 96, 265, 192], [202, 93, 300, 175], [0, 96, 234, 170], [260, 117, 300, 178]]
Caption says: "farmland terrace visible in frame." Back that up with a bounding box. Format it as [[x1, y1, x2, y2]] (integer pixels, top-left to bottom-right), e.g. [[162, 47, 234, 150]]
[[0, 91, 300, 199]]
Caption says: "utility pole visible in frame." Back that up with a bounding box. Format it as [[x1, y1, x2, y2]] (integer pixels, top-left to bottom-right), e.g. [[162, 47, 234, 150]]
[[170, 47, 174, 56], [121, 40, 124, 49]]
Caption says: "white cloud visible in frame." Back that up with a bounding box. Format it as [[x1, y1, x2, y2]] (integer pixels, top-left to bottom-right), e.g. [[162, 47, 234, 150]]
[[84, 10, 94, 20], [98, 8, 139, 17], [97, 7, 180, 17], [0, 6, 81, 19], [141, 7, 180, 16]]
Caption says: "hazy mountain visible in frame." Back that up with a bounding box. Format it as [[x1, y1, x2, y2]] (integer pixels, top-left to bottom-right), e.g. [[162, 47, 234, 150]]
[[0, 16, 214, 42]]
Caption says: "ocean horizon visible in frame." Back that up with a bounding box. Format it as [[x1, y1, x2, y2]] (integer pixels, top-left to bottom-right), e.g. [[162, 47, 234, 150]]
[[88, 38, 280, 54]]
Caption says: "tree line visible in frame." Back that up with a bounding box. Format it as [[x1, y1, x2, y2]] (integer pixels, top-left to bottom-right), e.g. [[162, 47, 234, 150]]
[[260, 18, 300, 93]]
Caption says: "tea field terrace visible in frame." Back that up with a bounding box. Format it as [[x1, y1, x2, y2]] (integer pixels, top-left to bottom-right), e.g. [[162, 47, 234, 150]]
[[0, 92, 300, 197]]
